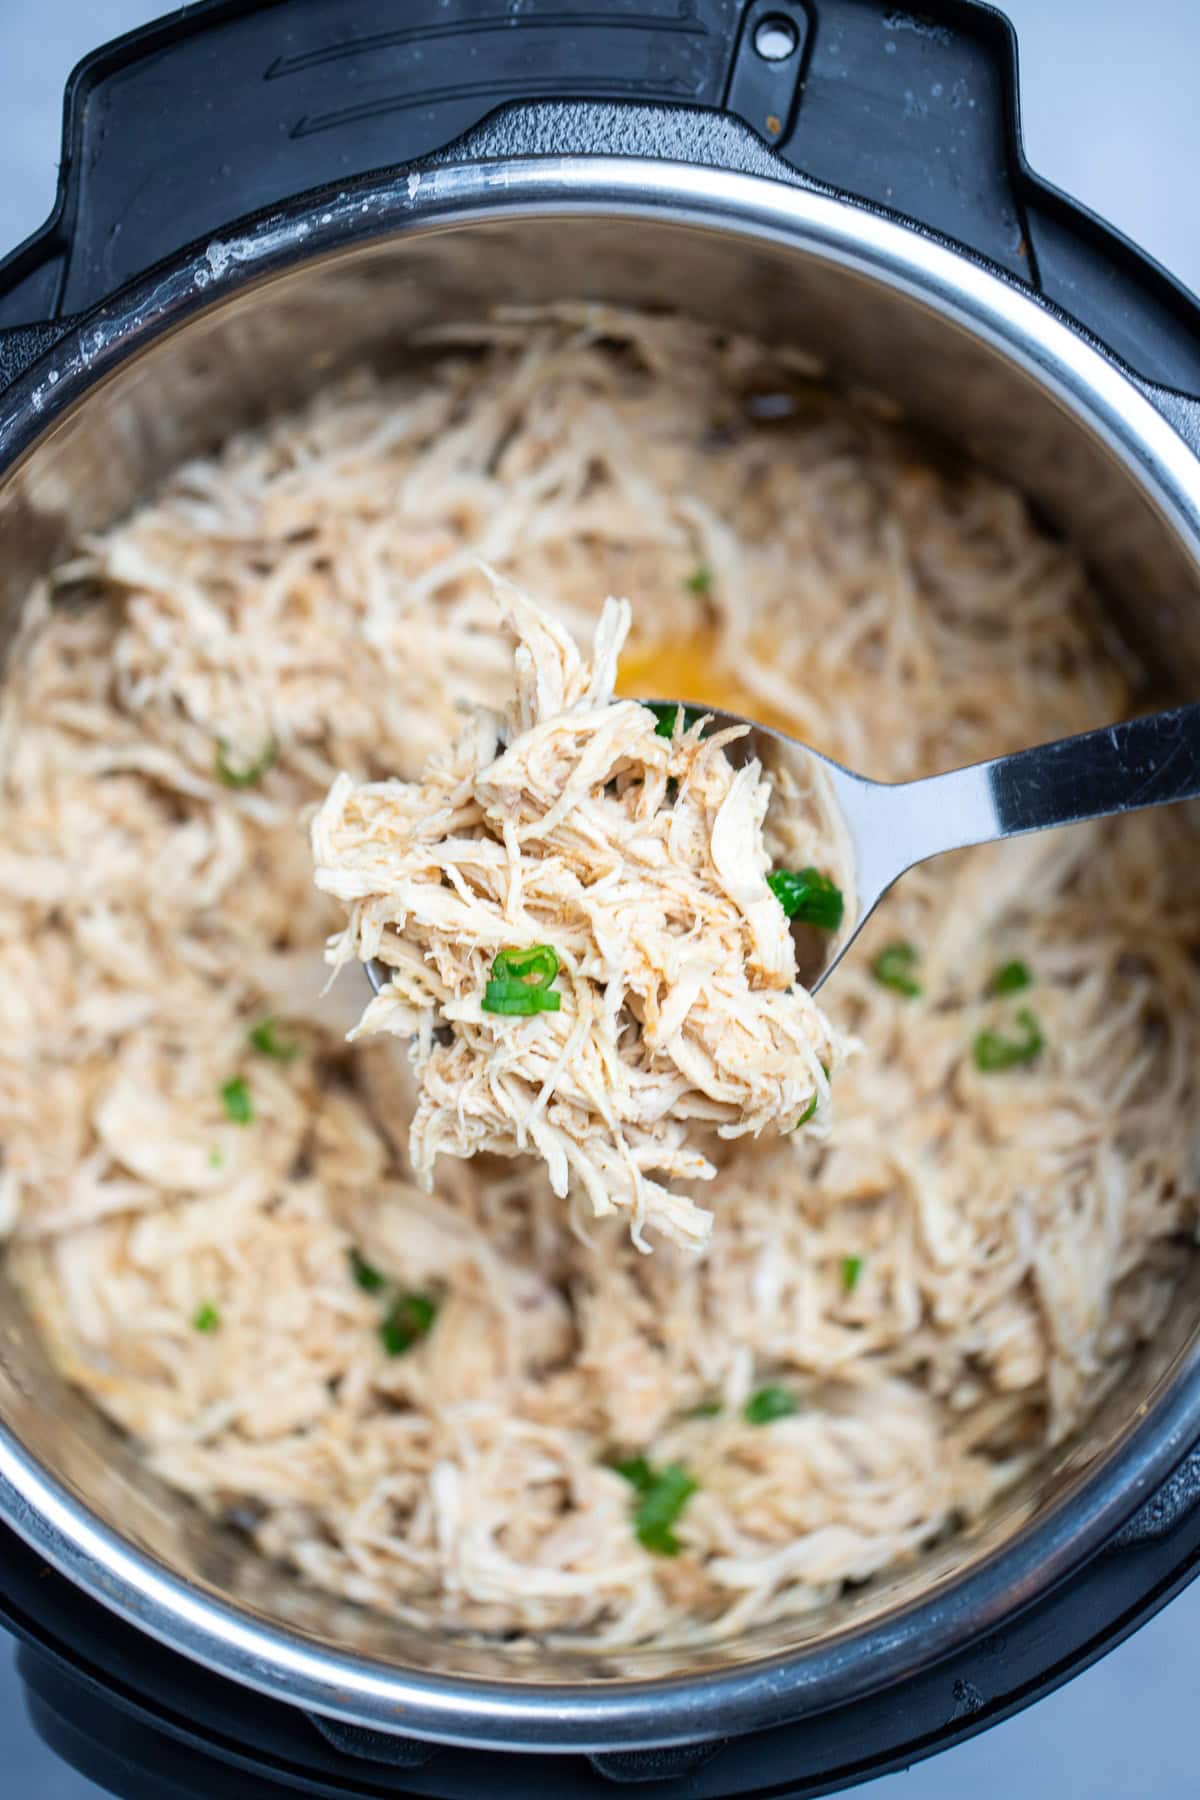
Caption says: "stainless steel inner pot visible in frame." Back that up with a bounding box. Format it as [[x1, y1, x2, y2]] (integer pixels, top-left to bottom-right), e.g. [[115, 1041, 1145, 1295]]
[[1, 156, 1199, 1754]]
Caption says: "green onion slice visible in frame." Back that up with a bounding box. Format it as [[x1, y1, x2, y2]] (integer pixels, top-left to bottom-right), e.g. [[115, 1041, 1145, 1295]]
[[482, 982, 561, 1016], [743, 1385, 799, 1426], [491, 945, 559, 987], [483, 945, 562, 1015], [613, 1456, 654, 1491], [349, 1249, 386, 1294], [379, 1292, 438, 1356], [794, 1091, 819, 1128], [219, 1076, 253, 1125], [646, 703, 704, 739], [192, 1301, 220, 1333], [685, 564, 713, 594], [613, 1456, 698, 1555], [636, 1465, 698, 1556], [872, 941, 921, 997], [248, 1017, 299, 1061], [973, 1007, 1044, 1073], [841, 1254, 864, 1294], [989, 959, 1032, 996], [215, 737, 277, 788], [768, 867, 844, 931]]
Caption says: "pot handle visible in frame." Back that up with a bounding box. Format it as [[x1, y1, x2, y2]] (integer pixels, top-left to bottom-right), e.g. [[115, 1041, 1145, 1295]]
[[8, 0, 807, 329], [2, 0, 1200, 415]]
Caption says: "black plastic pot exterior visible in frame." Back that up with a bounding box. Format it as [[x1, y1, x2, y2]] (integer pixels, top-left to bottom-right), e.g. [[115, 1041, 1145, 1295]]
[[5, 1461, 1200, 1800], [1, 5, 1200, 1798], [3, 0, 1200, 399]]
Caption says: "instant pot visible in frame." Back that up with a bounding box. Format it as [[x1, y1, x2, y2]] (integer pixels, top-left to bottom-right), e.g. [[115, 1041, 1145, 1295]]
[[2, 3, 1200, 1795]]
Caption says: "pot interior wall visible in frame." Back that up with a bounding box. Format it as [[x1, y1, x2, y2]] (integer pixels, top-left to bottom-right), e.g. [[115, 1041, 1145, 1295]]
[[1, 207, 1199, 1686]]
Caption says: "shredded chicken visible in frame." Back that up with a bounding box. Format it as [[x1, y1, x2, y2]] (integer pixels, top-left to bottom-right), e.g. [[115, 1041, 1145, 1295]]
[[1, 307, 1198, 1651], [311, 574, 844, 1251]]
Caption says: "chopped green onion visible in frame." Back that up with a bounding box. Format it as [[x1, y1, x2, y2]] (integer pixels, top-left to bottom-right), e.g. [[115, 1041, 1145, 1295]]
[[613, 1456, 654, 1491], [688, 1400, 722, 1419], [973, 1006, 1044, 1073], [743, 1385, 799, 1426], [685, 563, 713, 594], [841, 1254, 864, 1294], [192, 1301, 221, 1333], [768, 867, 844, 931], [989, 959, 1032, 996], [635, 1464, 698, 1556], [612, 1456, 698, 1554], [220, 1076, 253, 1125], [379, 1292, 437, 1356], [483, 944, 562, 1015], [248, 1017, 299, 1061], [647, 702, 704, 739], [794, 1061, 831, 1128], [482, 981, 561, 1015], [484, 945, 561, 1014], [215, 737, 277, 788], [872, 941, 921, 997], [207, 1148, 224, 1169], [491, 945, 559, 987], [349, 1249, 386, 1294], [794, 1091, 819, 1128]]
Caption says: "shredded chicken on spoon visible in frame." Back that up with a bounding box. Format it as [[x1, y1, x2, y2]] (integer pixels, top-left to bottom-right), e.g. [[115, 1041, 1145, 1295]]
[[311, 574, 847, 1249]]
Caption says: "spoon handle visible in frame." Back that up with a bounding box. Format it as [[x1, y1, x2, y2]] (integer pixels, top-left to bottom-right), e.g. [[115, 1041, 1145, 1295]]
[[984, 704, 1200, 836], [894, 704, 1200, 874]]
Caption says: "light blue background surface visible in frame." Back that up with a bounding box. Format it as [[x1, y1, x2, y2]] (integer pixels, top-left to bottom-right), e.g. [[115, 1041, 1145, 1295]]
[[1, 5, 1198, 1795]]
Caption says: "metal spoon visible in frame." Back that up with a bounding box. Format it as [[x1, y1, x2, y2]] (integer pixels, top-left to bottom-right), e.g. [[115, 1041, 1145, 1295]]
[[650, 700, 1200, 992], [364, 702, 1200, 998]]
